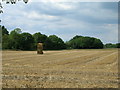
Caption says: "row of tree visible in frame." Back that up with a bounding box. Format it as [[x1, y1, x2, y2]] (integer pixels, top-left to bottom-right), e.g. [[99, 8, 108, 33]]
[[104, 43, 120, 48], [66, 35, 103, 49], [1, 25, 119, 50], [2, 26, 66, 50]]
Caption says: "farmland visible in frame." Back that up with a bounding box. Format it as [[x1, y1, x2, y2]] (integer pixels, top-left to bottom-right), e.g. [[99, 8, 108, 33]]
[[2, 49, 118, 88]]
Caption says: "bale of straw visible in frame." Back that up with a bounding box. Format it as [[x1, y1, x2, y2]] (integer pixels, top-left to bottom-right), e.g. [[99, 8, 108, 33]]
[[37, 43, 43, 54]]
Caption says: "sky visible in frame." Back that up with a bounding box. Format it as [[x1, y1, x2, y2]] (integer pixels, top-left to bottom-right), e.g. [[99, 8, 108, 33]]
[[1, 0, 118, 44]]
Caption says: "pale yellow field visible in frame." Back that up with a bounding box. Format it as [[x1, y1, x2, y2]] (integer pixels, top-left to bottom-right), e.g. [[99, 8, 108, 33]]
[[2, 49, 119, 88]]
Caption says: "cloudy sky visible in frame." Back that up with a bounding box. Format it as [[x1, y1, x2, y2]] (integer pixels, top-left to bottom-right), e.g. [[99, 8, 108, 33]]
[[1, 0, 118, 44]]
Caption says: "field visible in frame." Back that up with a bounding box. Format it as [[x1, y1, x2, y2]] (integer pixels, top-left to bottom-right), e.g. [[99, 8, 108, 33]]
[[2, 49, 119, 88]]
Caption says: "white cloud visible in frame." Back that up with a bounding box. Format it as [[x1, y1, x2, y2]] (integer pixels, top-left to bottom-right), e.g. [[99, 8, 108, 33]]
[[1, 2, 118, 43], [25, 11, 57, 20], [52, 2, 74, 10]]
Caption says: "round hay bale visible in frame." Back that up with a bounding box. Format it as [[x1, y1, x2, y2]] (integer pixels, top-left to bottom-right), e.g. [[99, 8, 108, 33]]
[[37, 43, 43, 54]]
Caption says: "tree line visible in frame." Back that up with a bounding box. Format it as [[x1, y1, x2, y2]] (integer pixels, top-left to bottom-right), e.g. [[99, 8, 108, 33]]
[[104, 43, 120, 48], [1, 25, 119, 50]]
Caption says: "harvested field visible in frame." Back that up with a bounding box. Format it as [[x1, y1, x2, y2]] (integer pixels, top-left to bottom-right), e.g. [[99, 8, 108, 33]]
[[2, 49, 119, 88]]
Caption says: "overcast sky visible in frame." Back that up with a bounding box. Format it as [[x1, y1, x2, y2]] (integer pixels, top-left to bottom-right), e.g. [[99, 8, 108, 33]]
[[1, 1, 118, 44]]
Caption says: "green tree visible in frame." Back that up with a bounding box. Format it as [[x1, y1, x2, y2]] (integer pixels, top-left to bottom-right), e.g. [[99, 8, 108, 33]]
[[44, 38, 53, 50], [67, 35, 103, 49], [1, 26, 10, 49], [104, 43, 117, 48], [2, 35, 11, 49], [14, 28, 22, 34], [33, 32, 48, 50], [116, 43, 120, 48], [20, 33, 34, 50], [33, 32, 41, 43], [9, 28, 22, 50], [33, 32, 47, 43], [1, 25, 9, 35], [93, 39, 103, 49], [47, 35, 66, 50]]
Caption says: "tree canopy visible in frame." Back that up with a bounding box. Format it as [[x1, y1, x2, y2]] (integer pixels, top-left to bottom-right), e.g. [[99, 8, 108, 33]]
[[104, 43, 117, 48], [67, 35, 103, 49], [47, 35, 66, 50], [33, 32, 47, 43], [1, 25, 118, 50], [1, 25, 9, 35], [20, 33, 34, 50]]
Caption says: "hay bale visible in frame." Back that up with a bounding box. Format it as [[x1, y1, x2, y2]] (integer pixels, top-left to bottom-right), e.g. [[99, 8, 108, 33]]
[[37, 43, 43, 54]]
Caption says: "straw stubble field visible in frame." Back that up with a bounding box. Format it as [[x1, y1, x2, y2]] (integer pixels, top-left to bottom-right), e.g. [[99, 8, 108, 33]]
[[2, 49, 119, 88]]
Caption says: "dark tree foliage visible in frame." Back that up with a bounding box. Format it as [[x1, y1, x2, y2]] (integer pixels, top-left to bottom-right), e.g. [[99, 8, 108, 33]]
[[92, 39, 104, 49], [20, 33, 34, 50], [2, 34, 11, 49], [9, 28, 22, 50], [33, 32, 47, 43], [0, 25, 9, 35], [45, 35, 66, 50], [2, 26, 115, 50], [33, 32, 41, 43], [104, 43, 117, 48], [33, 32, 48, 50], [116, 43, 120, 48], [67, 35, 103, 49], [2, 26, 35, 50], [44, 38, 54, 50]]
